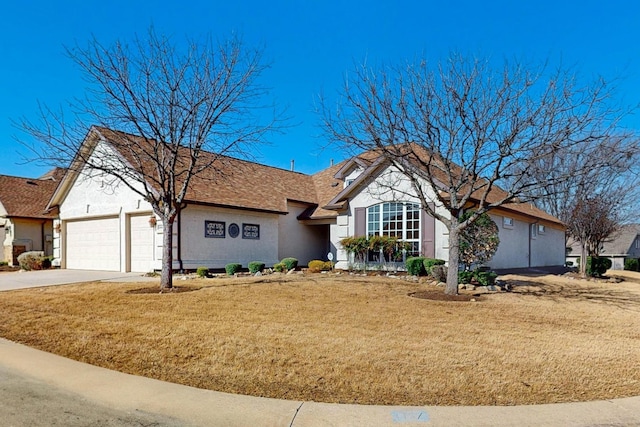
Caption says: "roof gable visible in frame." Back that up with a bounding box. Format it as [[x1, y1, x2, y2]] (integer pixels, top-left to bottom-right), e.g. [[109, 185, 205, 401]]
[[50, 127, 327, 215], [322, 145, 564, 227], [0, 171, 62, 219]]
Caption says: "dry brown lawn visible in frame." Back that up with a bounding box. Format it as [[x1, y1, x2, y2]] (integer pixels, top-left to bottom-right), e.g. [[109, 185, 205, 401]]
[[1, 271, 639, 406]]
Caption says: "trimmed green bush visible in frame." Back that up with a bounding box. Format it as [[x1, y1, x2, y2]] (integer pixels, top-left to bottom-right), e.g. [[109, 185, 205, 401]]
[[0, 261, 7, 266], [458, 270, 474, 284], [624, 258, 639, 272], [248, 261, 265, 274], [475, 271, 498, 286], [281, 257, 298, 271], [406, 256, 427, 276], [308, 260, 332, 272], [273, 262, 286, 273], [225, 263, 242, 276], [196, 267, 209, 278], [586, 256, 612, 277], [423, 258, 446, 275], [17, 251, 48, 271]]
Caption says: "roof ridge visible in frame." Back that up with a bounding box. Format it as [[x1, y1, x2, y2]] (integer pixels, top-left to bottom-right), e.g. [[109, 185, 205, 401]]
[[95, 126, 315, 177]]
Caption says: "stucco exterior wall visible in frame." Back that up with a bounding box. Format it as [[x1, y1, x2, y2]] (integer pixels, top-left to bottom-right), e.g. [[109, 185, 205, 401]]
[[529, 224, 566, 267], [278, 201, 329, 266], [179, 204, 280, 269], [330, 165, 566, 271], [331, 166, 450, 269], [2, 218, 53, 265], [56, 150, 160, 271], [488, 213, 565, 269]]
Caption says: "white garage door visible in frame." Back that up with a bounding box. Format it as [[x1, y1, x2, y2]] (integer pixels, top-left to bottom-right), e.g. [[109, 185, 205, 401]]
[[130, 215, 155, 272], [66, 217, 120, 271]]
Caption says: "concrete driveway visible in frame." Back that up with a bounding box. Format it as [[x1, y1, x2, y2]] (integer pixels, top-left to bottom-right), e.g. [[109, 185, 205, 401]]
[[0, 268, 158, 291]]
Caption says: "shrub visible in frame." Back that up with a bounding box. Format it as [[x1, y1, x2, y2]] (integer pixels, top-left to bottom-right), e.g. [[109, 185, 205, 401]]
[[340, 236, 369, 263], [423, 258, 446, 275], [459, 210, 500, 269], [273, 262, 286, 273], [458, 270, 474, 284], [405, 256, 426, 276], [225, 263, 242, 276], [474, 271, 498, 286], [308, 260, 332, 273], [431, 264, 448, 282], [281, 257, 298, 271], [17, 251, 48, 271], [586, 256, 612, 277], [624, 258, 639, 272], [196, 267, 209, 278], [248, 261, 265, 274], [0, 261, 7, 266]]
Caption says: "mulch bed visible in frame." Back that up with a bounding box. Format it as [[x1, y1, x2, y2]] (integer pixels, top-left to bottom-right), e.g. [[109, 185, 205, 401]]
[[409, 290, 483, 302], [126, 286, 201, 294], [0, 266, 20, 273]]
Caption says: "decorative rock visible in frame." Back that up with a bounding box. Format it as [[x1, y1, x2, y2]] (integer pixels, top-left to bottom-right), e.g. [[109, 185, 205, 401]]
[[286, 269, 296, 275], [254, 271, 262, 277]]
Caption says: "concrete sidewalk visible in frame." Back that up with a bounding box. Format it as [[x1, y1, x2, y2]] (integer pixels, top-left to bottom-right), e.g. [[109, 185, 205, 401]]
[[1, 338, 639, 427]]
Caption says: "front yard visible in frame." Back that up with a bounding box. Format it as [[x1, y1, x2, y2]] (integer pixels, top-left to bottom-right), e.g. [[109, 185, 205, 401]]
[[0, 271, 639, 406]]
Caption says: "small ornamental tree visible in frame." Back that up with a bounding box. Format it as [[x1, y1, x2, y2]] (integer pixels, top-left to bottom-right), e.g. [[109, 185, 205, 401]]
[[459, 211, 500, 270], [340, 236, 369, 267]]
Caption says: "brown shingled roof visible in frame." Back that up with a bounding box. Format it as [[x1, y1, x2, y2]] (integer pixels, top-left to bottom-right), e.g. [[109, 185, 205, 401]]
[[70, 128, 562, 227], [93, 128, 322, 214], [0, 171, 61, 219], [323, 143, 564, 226]]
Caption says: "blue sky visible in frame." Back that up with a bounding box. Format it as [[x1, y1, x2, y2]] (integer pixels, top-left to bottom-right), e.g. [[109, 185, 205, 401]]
[[1, 0, 639, 178]]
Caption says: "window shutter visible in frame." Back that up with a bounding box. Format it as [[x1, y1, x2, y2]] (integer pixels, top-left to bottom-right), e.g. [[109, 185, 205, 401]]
[[354, 207, 366, 237], [421, 206, 435, 258]]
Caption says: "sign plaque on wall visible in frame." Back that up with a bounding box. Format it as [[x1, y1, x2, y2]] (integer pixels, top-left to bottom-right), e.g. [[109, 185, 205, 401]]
[[242, 223, 260, 240], [205, 220, 226, 238]]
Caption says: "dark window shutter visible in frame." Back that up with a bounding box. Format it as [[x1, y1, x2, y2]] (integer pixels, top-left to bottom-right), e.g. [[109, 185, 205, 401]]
[[354, 207, 366, 237], [421, 205, 435, 258]]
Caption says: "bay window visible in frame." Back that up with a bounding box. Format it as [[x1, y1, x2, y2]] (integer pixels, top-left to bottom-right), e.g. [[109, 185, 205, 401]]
[[366, 202, 421, 260]]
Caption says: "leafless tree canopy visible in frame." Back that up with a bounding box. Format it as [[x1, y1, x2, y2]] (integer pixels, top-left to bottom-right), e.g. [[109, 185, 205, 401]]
[[18, 29, 278, 288], [319, 54, 639, 294]]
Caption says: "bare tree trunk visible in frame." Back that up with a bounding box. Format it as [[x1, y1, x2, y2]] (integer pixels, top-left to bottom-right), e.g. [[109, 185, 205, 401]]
[[160, 217, 173, 290], [445, 226, 460, 295], [579, 243, 588, 277]]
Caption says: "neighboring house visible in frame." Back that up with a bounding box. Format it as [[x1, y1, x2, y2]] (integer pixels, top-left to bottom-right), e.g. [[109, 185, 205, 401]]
[[47, 127, 566, 272], [0, 169, 64, 265], [566, 224, 640, 270]]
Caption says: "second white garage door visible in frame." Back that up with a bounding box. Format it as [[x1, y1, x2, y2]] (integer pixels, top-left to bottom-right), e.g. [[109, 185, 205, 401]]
[[129, 214, 155, 272], [66, 217, 120, 271]]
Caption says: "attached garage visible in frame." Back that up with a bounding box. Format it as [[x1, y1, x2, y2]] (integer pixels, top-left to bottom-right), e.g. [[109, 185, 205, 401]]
[[129, 214, 155, 272], [66, 217, 120, 271]]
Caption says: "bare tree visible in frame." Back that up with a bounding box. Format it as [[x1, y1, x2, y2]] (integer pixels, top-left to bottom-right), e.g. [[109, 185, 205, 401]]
[[18, 29, 278, 289], [319, 54, 638, 295], [568, 191, 627, 276], [528, 138, 639, 275]]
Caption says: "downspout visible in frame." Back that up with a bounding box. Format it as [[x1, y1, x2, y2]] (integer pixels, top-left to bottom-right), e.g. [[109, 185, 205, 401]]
[[41, 220, 46, 252], [528, 223, 532, 268], [177, 203, 187, 273]]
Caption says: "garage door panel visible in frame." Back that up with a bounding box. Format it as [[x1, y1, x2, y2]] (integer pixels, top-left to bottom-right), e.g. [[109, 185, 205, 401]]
[[130, 215, 154, 272], [66, 217, 120, 271]]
